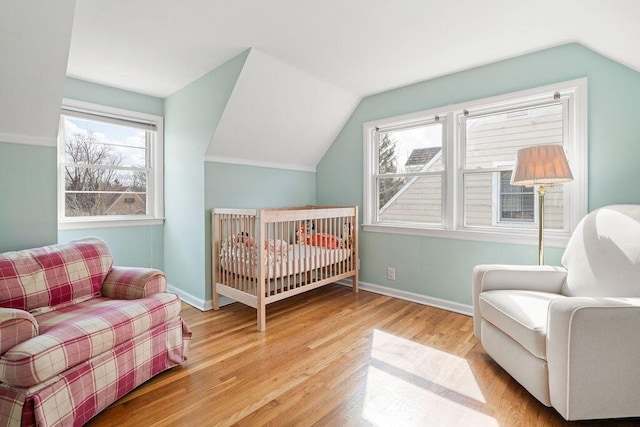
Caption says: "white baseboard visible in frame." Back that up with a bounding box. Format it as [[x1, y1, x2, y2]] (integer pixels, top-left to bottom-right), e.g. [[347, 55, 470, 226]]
[[169, 281, 473, 316], [166, 283, 233, 312], [337, 279, 473, 316]]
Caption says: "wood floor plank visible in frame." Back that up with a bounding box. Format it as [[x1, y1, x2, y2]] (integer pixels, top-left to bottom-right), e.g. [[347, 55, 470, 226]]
[[87, 284, 639, 426]]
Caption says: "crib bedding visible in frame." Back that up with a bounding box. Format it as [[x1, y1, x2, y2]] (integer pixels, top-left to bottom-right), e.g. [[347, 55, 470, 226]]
[[220, 241, 351, 280]]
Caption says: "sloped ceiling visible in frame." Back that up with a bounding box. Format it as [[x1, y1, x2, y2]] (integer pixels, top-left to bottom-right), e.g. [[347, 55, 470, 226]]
[[67, 1, 640, 99], [7, 1, 640, 171], [206, 49, 359, 171], [0, 0, 76, 146], [63, 0, 640, 171]]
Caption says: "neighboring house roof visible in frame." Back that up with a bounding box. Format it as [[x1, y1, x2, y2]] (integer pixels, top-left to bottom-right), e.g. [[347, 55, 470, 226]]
[[405, 147, 442, 168], [105, 188, 146, 215]]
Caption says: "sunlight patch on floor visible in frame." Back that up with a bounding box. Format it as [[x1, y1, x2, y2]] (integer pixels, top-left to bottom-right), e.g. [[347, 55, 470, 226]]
[[362, 329, 497, 426]]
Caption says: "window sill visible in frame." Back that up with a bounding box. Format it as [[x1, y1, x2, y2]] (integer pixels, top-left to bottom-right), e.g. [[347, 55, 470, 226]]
[[362, 223, 570, 248], [58, 217, 164, 231]]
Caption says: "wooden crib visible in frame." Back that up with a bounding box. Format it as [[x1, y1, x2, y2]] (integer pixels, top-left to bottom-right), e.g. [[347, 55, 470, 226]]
[[212, 206, 359, 331]]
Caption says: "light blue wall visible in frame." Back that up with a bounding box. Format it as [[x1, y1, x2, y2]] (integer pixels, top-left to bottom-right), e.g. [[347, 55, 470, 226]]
[[59, 226, 163, 268], [316, 43, 640, 306], [204, 161, 316, 300], [57, 78, 165, 268], [163, 51, 249, 304], [63, 77, 164, 116], [0, 142, 57, 252]]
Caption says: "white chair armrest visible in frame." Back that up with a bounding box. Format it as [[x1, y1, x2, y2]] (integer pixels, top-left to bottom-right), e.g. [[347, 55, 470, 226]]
[[472, 264, 567, 338], [547, 297, 640, 420]]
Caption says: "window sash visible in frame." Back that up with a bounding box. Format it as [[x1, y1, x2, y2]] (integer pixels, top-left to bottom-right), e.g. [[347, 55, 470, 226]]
[[371, 119, 446, 226], [458, 97, 570, 233]]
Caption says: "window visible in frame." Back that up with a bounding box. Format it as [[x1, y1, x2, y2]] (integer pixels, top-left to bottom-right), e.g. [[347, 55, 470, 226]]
[[57, 99, 164, 230], [363, 79, 587, 246]]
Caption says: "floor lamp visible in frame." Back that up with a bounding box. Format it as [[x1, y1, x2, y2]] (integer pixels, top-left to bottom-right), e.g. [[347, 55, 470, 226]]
[[511, 144, 573, 265]]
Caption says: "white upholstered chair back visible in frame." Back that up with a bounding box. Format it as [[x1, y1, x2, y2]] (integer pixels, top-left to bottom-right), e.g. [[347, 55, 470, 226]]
[[561, 204, 640, 297]]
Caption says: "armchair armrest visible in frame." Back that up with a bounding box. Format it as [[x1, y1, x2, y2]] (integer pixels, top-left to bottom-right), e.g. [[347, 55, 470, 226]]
[[472, 264, 567, 338], [546, 297, 640, 420], [0, 308, 38, 355], [101, 266, 167, 300]]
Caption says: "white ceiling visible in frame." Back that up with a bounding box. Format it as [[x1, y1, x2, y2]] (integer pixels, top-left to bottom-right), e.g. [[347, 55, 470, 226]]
[[67, 0, 640, 99]]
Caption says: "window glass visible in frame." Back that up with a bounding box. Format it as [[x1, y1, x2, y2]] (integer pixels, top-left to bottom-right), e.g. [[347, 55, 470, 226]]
[[462, 103, 565, 230], [375, 122, 444, 225], [61, 116, 150, 217], [464, 104, 563, 169]]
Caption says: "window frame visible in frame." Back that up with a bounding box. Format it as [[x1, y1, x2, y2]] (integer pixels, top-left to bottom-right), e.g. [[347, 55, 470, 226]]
[[57, 99, 164, 230], [363, 78, 587, 248]]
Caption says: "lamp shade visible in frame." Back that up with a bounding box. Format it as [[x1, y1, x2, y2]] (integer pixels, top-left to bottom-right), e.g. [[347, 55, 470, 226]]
[[511, 144, 573, 186]]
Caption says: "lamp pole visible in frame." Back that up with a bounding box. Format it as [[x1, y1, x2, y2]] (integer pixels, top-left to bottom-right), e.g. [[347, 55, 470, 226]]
[[537, 185, 546, 265]]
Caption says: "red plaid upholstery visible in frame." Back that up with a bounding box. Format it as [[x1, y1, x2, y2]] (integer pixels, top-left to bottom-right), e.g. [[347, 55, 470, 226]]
[[101, 266, 167, 299], [0, 238, 191, 426], [0, 294, 181, 387], [0, 238, 113, 312], [0, 308, 38, 355], [0, 317, 191, 427]]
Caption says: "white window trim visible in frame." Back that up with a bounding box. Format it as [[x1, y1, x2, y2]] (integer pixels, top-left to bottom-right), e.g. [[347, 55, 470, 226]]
[[57, 99, 164, 230], [363, 78, 588, 248]]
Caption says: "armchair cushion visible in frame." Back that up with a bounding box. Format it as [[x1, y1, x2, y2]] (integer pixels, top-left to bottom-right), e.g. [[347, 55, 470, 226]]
[[479, 290, 564, 358], [0, 308, 38, 355], [0, 238, 113, 312], [562, 205, 640, 297], [472, 264, 567, 338], [0, 293, 181, 387]]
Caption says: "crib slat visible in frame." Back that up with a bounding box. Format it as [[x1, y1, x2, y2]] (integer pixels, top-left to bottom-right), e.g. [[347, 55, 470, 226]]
[[298, 220, 303, 289], [286, 220, 291, 292], [257, 216, 267, 331]]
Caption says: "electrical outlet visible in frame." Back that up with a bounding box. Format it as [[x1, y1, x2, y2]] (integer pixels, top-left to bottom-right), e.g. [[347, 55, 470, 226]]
[[387, 266, 396, 281]]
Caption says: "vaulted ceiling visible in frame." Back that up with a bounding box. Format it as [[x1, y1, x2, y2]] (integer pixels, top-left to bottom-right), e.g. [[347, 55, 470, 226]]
[[3, 1, 640, 170], [67, 0, 640, 99]]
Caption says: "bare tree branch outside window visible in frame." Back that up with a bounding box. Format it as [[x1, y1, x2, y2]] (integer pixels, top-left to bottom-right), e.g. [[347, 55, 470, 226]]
[[64, 127, 148, 217]]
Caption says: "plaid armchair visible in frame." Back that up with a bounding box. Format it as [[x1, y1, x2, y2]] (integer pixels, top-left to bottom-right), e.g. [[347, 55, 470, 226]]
[[0, 238, 191, 426]]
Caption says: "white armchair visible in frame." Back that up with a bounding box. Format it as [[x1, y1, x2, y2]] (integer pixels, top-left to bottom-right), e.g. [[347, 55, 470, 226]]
[[473, 205, 640, 421]]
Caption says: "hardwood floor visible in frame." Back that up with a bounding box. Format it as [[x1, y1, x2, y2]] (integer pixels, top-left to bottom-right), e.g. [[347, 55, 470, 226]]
[[88, 284, 638, 426]]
